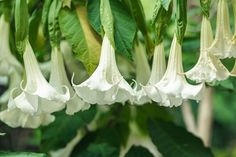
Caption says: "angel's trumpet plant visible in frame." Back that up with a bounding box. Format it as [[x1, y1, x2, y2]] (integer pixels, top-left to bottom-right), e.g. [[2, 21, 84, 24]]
[[50, 47, 90, 115], [133, 42, 151, 105], [156, 35, 205, 107], [73, 35, 135, 105], [0, 15, 22, 76], [186, 16, 229, 83], [7, 41, 70, 115], [208, 0, 235, 58]]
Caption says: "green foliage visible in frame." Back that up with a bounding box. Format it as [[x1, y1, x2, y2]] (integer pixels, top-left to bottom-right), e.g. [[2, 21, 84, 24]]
[[125, 146, 154, 157], [14, 0, 28, 54], [59, 6, 100, 74], [126, 0, 154, 55], [88, 0, 101, 35], [0, 152, 48, 157], [148, 119, 214, 157], [78, 143, 119, 157], [40, 107, 97, 152], [135, 103, 173, 134], [88, 0, 136, 59]]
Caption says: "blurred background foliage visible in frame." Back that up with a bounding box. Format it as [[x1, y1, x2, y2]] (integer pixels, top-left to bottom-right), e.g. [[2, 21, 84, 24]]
[[1, 0, 236, 157]]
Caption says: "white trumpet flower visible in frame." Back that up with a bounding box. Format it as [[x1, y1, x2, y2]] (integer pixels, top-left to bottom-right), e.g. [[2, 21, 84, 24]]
[[228, 0, 236, 54], [0, 15, 23, 76], [156, 35, 205, 107], [186, 16, 229, 83], [132, 43, 151, 105], [73, 35, 135, 105], [0, 106, 55, 128], [208, 0, 235, 58], [142, 43, 180, 106], [50, 47, 90, 115], [8, 41, 70, 115]]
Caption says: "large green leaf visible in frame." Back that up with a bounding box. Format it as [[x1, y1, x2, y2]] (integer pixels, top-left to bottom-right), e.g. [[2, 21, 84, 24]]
[[126, 0, 153, 55], [135, 103, 173, 134], [0, 152, 48, 157], [87, 0, 101, 35], [79, 143, 119, 157], [40, 107, 97, 152], [125, 146, 154, 157], [110, 0, 136, 59], [59, 6, 100, 74], [88, 0, 136, 59], [148, 120, 214, 157]]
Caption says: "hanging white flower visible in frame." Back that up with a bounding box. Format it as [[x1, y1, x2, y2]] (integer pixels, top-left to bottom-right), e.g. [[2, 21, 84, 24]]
[[141, 43, 180, 107], [228, 0, 236, 55], [73, 35, 135, 105], [133, 42, 151, 105], [0, 15, 23, 76], [155, 35, 205, 107], [7, 41, 70, 115], [185, 16, 229, 83], [208, 0, 235, 58], [0, 106, 55, 128], [50, 47, 90, 115]]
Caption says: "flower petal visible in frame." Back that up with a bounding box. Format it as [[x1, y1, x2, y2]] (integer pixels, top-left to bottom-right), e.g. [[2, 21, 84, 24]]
[[208, 0, 235, 58], [186, 16, 229, 82]]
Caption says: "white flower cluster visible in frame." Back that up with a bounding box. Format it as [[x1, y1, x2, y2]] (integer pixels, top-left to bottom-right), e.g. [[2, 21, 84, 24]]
[[0, 0, 236, 128]]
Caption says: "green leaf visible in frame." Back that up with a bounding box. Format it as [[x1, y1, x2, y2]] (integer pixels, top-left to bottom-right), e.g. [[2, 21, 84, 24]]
[[14, 0, 28, 54], [100, 0, 114, 46], [110, 0, 136, 59], [161, 0, 172, 11], [128, 0, 147, 35], [88, 0, 136, 59], [176, 0, 187, 44], [125, 146, 154, 157], [0, 152, 48, 157], [88, 0, 101, 35], [127, 0, 154, 55], [200, 0, 211, 17], [59, 6, 101, 74], [79, 143, 119, 157], [148, 120, 214, 157], [40, 107, 97, 152], [135, 103, 173, 134]]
